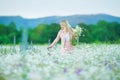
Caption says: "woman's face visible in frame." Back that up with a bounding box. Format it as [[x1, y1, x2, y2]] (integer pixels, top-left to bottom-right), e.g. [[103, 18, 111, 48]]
[[60, 22, 66, 30]]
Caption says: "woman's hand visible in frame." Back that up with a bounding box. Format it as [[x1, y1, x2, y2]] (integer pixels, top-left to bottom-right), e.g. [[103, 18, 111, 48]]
[[47, 45, 52, 49]]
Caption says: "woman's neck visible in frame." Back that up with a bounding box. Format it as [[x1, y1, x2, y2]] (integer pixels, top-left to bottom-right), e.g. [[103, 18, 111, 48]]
[[62, 29, 69, 33]]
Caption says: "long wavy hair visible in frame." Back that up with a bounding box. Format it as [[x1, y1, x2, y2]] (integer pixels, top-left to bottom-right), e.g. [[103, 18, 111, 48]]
[[60, 20, 73, 33]]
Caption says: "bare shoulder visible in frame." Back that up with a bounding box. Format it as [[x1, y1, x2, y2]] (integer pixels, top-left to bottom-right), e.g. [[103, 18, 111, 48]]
[[58, 30, 62, 34], [57, 30, 62, 36]]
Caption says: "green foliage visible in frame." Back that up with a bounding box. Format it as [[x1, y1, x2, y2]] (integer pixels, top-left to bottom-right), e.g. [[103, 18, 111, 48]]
[[0, 76, 5, 80], [77, 20, 120, 43], [0, 22, 21, 44], [28, 23, 60, 44], [0, 20, 120, 44], [71, 37, 77, 46]]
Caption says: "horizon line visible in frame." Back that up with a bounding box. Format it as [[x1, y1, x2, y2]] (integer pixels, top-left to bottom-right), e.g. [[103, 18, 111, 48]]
[[0, 13, 120, 19]]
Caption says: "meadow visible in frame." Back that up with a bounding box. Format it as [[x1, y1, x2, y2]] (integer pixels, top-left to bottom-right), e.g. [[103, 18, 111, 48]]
[[0, 44, 120, 80]]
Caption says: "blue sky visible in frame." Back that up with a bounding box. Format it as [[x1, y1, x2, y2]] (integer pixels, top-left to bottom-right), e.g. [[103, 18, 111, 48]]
[[0, 0, 120, 18]]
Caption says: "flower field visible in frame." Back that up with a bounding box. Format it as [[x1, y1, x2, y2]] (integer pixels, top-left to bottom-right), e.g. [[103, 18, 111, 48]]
[[0, 44, 120, 80]]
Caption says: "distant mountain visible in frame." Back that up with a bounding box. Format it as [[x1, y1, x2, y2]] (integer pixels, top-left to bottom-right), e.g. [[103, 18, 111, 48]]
[[0, 14, 120, 28]]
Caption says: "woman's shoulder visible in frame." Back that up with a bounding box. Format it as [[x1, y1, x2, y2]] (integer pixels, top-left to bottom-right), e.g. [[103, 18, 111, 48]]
[[59, 30, 62, 33], [58, 30, 62, 35]]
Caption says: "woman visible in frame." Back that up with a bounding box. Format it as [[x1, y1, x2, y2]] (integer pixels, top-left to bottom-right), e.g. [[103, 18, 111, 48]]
[[48, 20, 74, 53]]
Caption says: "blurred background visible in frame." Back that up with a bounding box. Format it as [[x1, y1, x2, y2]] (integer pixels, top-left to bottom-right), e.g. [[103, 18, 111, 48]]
[[0, 0, 120, 44], [0, 1, 120, 80]]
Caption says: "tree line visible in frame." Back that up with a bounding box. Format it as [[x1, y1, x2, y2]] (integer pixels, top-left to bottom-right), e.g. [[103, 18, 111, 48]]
[[0, 20, 120, 44]]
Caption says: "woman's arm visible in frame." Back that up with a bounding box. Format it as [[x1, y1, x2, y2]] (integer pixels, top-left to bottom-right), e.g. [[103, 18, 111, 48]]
[[48, 30, 61, 48]]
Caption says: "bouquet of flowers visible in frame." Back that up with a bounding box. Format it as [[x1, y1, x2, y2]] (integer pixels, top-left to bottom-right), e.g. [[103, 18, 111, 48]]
[[71, 25, 83, 46]]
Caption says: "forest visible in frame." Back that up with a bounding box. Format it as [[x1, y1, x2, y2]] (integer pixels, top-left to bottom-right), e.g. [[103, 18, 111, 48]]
[[0, 20, 120, 44]]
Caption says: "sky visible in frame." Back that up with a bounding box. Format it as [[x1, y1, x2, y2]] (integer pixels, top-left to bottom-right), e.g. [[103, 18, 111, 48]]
[[0, 0, 120, 18]]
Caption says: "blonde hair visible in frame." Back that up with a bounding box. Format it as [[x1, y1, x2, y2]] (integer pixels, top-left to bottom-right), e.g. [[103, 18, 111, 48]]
[[60, 20, 73, 33]]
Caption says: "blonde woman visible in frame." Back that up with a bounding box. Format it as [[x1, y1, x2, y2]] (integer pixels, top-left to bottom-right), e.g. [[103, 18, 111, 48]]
[[48, 20, 74, 53]]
